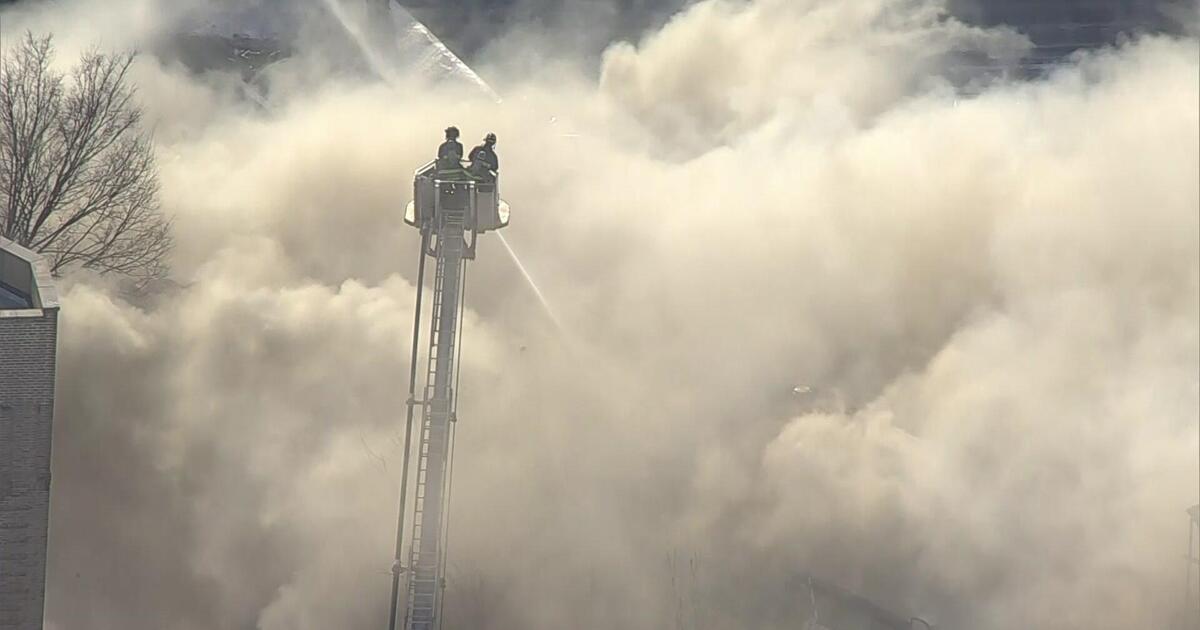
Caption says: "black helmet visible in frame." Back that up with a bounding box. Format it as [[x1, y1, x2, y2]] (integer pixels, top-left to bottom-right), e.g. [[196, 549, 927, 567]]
[[485, 132, 497, 145], [445, 126, 460, 139]]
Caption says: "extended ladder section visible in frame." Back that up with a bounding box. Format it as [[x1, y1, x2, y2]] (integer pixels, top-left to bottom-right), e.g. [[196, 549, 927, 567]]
[[389, 163, 508, 630], [405, 183, 470, 630]]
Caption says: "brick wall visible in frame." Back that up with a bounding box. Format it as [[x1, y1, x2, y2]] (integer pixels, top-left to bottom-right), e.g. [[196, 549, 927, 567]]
[[0, 309, 59, 630]]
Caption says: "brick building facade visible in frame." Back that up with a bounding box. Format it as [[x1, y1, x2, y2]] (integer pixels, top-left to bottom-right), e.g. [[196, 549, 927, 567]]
[[0, 238, 60, 630]]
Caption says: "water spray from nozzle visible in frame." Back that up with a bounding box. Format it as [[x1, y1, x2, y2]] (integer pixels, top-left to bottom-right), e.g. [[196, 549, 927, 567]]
[[499, 232, 567, 335]]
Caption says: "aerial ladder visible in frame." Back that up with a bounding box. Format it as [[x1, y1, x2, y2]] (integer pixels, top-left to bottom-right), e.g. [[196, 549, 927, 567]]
[[387, 162, 510, 630]]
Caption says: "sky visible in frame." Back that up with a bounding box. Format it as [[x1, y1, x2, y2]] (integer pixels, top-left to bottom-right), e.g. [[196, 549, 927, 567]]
[[0, 0, 1197, 628]]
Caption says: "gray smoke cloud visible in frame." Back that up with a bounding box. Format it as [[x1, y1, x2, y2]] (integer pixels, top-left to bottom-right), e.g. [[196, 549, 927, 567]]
[[1, 0, 1196, 628]]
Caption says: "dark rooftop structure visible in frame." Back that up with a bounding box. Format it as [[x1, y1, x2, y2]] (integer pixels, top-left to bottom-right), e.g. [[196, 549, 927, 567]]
[[0, 239, 55, 311], [0, 282, 31, 309], [947, 0, 1185, 81]]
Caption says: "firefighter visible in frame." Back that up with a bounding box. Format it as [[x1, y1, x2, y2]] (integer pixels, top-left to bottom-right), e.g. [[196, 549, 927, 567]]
[[468, 133, 499, 180], [436, 126, 464, 172]]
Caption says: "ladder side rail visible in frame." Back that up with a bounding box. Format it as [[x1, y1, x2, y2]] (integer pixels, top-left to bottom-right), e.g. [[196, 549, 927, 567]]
[[408, 234, 449, 620], [436, 277, 466, 624], [386, 223, 432, 630], [434, 251, 469, 626]]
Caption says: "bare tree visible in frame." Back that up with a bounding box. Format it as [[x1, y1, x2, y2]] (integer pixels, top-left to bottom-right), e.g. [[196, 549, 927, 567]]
[[1, 33, 171, 284]]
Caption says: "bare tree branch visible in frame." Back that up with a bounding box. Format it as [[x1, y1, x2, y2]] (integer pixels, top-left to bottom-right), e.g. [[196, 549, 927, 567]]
[[0, 33, 171, 287]]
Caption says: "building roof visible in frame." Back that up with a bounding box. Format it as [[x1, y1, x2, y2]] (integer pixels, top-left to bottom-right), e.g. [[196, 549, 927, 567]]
[[0, 238, 59, 312]]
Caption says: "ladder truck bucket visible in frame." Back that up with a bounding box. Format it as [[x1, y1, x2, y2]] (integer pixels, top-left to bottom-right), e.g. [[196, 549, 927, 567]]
[[405, 161, 510, 232]]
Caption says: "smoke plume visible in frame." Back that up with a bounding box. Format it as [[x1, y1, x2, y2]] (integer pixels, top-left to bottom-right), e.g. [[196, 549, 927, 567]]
[[1, 0, 1196, 628]]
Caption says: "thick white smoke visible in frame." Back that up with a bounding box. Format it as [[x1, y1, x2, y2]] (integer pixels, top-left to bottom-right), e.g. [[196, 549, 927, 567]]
[[1, 0, 1195, 628]]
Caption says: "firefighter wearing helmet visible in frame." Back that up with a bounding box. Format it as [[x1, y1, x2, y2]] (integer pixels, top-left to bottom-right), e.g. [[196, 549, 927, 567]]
[[436, 126, 463, 172], [468, 133, 499, 181]]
